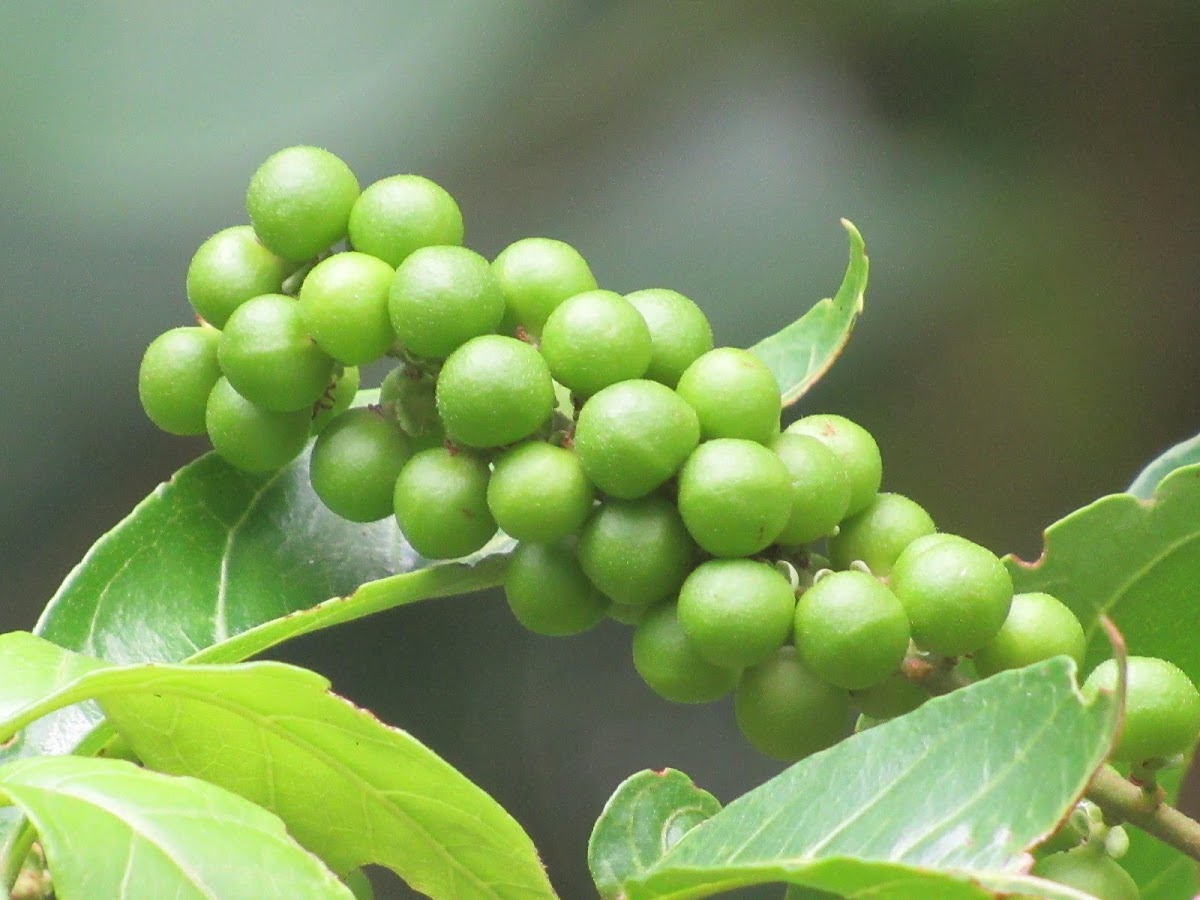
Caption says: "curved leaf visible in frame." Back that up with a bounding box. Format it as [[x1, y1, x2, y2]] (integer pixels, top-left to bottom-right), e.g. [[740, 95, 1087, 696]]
[[1006, 463, 1200, 682], [588, 769, 720, 899], [602, 659, 1115, 899], [0, 634, 555, 900], [0, 755, 352, 899], [1128, 432, 1200, 499], [749, 219, 867, 406]]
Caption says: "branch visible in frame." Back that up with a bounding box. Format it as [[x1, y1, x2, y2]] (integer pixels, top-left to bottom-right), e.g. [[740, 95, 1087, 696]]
[[1086, 765, 1200, 863]]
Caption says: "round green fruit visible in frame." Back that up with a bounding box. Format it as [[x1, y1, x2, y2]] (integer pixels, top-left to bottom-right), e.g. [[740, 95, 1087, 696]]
[[298, 251, 396, 365], [1083, 656, 1200, 763], [186, 225, 289, 327], [973, 592, 1086, 677], [435, 335, 555, 448], [539, 290, 652, 396], [573, 380, 699, 499], [487, 442, 595, 542], [1032, 844, 1139, 900], [309, 407, 411, 522], [676, 439, 793, 557], [633, 603, 739, 703], [889, 533, 1013, 657], [785, 414, 882, 516], [504, 541, 608, 636], [828, 492, 935, 575], [769, 433, 852, 545], [392, 448, 496, 559], [491, 237, 597, 337], [389, 245, 504, 359], [675, 347, 781, 444], [625, 288, 713, 388], [217, 293, 335, 412], [246, 146, 360, 262], [851, 671, 927, 719], [205, 377, 310, 472], [735, 647, 850, 761], [348, 174, 464, 267], [793, 570, 911, 691], [577, 496, 696, 609], [138, 326, 222, 436], [677, 559, 795, 669]]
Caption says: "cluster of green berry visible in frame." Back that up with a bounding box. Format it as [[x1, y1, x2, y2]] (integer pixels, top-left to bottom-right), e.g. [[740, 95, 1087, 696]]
[[138, 147, 1200, 793]]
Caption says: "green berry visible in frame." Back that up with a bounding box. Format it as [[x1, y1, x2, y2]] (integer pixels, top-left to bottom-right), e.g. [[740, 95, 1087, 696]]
[[389, 245, 504, 359], [793, 570, 911, 690], [676, 439, 793, 557], [539, 290, 652, 396], [246, 146, 360, 262], [348, 174, 464, 267], [625, 288, 714, 388], [205, 377, 310, 472], [1032, 844, 1139, 900], [632, 603, 739, 703], [577, 496, 696, 609], [889, 533, 1013, 657], [217, 293, 335, 412], [310, 366, 359, 435], [492, 237, 597, 337], [675, 348, 782, 444], [769, 433, 851, 545], [309, 407, 411, 522], [186, 225, 289, 327], [298, 251, 396, 365], [973, 592, 1086, 678], [828, 492, 935, 574], [487, 442, 595, 542], [736, 647, 850, 761], [573, 380, 699, 499], [851, 671, 927, 719], [138, 326, 222, 435], [677, 559, 795, 669], [504, 541, 608, 636], [435, 335, 555, 448], [786, 414, 882, 516], [1083, 657, 1200, 763], [392, 447, 496, 559]]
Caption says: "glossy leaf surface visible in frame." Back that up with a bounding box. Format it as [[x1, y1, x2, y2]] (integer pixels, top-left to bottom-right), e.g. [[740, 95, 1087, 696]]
[[594, 659, 1116, 899], [0, 634, 555, 900], [588, 769, 721, 899], [0, 755, 353, 899], [749, 219, 867, 406]]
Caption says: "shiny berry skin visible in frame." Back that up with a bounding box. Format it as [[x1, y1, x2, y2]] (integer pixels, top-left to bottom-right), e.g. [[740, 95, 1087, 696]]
[[573, 380, 699, 499], [736, 647, 850, 761], [675, 347, 781, 444], [246, 146, 360, 262], [298, 251, 396, 365], [491, 237, 597, 337], [539, 290, 652, 396], [1083, 656, 1200, 763], [348, 174, 464, 267], [392, 447, 497, 559], [186, 225, 289, 327], [625, 288, 714, 388], [138, 326, 222, 436], [434, 335, 555, 448], [632, 602, 739, 704], [388, 246, 505, 359], [889, 533, 1013, 657], [487, 442, 595, 543], [677, 559, 795, 669], [1032, 844, 1139, 900], [769, 433, 852, 546], [504, 541, 608, 636], [793, 570, 911, 691], [785, 414, 882, 517], [309, 407, 411, 522], [827, 492, 935, 575], [973, 592, 1086, 678], [205, 377, 310, 472]]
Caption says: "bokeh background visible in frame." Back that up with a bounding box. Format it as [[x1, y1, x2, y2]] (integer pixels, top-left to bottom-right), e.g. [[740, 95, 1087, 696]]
[[2, 3, 1199, 897]]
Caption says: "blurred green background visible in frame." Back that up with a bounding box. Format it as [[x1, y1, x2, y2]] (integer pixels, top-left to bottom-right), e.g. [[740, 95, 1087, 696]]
[[2, 2, 1199, 896]]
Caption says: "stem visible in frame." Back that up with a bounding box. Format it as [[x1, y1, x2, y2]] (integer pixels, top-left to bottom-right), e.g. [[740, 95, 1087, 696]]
[[0, 820, 35, 897], [1086, 765, 1200, 863]]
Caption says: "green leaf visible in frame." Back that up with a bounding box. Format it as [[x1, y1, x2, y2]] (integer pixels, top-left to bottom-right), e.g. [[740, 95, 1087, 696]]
[[588, 769, 721, 899], [1128, 432, 1200, 499], [0, 755, 353, 899], [602, 658, 1115, 899], [0, 634, 555, 900], [749, 219, 867, 406], [1007, 463, 1200, 682]]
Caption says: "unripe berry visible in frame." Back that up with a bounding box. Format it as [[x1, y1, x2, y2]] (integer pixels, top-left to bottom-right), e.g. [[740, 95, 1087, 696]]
[[786, 414, 882, 517], [1083, 656, 1200, 763]]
